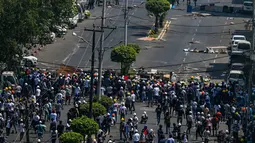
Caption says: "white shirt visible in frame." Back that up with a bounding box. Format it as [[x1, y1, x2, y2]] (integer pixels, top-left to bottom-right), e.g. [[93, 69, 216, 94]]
[[131, 94, 136, 102], [50, 113, 57, 121], [36, 89, 41, 97], [153, 87, 160, 96], [20, 123, 25, 132], [133, 133, 140, 141]]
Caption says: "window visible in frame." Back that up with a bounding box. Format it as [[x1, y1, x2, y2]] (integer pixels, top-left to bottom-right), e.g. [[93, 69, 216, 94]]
[[233, 37, 245, 40], [244, 3, 253, 6], [3, 76, 16, 85], [229, 73, 243, 79]]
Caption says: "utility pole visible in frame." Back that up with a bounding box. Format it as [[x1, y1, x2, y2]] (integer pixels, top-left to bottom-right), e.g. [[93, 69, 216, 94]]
[[124, 0, 128, 45], [97, 0, 106, 100], [247, 1, 255, 137], [25, 96, 30, 143], [84, 25, 103, 119]]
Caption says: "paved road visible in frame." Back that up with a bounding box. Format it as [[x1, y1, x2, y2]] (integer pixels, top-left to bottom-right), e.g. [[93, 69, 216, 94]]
[[132, 0, 248, 80], [37, 0, 152, 70], [104, 102, 230, 143]]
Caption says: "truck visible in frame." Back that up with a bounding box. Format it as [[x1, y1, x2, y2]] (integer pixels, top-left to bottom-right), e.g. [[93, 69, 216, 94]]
[[0, 71, 18, 93]]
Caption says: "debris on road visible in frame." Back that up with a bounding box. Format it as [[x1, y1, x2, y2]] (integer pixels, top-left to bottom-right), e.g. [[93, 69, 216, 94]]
[[137, 37, 156, 41], [189, 41, 200, 44]]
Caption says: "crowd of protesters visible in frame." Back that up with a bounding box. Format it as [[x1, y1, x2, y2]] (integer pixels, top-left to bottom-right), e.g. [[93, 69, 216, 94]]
[[0, 68, 254, 143]]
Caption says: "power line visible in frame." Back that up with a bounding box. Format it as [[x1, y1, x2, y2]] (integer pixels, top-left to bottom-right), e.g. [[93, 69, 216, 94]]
[[129, 14, 246, 27], [127, 21, 232, 35]]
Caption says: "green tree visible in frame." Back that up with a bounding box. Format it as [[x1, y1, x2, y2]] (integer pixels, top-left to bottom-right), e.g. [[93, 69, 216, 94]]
[[94, 95, 113, 110], [127, 43, 141, 54], [79, 103, 107, 118], [0, 0, 73, 69], [111, 45, 137, 75], [71, 116, 99, 138], [145, 0, 170, 33], [59, 132, 83, 143]]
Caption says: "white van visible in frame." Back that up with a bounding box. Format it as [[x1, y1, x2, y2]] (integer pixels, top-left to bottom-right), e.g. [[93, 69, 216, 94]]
[[243, 1, 253, 12], [228, 70, 246, 86], [231, 35, 246, 44]]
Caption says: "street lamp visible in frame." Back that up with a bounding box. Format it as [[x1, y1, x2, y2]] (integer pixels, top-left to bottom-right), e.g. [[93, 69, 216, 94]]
[[72, 32, 92, 46]]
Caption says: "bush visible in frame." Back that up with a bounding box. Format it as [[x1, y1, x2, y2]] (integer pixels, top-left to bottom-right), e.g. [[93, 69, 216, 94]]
[[127, 43, 141, 54], [59, 132, 83, 143], [71, 116, 99, 136], [94, 95, 113, 110], [79, 102, 107, 118]]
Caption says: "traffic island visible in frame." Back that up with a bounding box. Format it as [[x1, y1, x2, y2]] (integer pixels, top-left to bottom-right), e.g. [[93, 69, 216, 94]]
[[147, 20, 171, 40]]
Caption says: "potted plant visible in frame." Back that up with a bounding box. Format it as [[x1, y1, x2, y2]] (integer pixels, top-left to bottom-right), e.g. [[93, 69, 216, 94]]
[[84, 10, 91, 19]]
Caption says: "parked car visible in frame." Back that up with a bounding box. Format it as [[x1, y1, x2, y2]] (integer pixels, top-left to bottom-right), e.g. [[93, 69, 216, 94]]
[[51, 25, 67, 37], [227, 70, 246, 86], [230, 63, 245, 71], [21, 56, 38, 67], [69, 15, 79, 28]]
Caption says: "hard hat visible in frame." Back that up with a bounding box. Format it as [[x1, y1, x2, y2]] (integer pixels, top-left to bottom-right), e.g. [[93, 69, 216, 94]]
[[121, 118, 125, 121]]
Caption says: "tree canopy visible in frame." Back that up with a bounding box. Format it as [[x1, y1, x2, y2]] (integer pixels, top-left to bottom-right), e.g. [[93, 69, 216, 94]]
[[59, 132, 83, 143], [79, 103, 107, 118], [145, 0, 170, 17], [71, 116, 99, 136], [145, 0, 170, 32], [0, 0, 73, 69], [93, 95, 113, 110], [111, 45, 137, 64]]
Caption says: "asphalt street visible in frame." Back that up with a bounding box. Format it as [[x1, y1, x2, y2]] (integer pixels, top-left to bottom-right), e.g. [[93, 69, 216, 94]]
[[132, 0, 249, 81], [37, 0, 152, 70]]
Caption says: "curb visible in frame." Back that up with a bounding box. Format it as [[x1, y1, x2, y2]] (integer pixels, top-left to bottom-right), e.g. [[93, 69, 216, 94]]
[[156, 20, 171, 40]]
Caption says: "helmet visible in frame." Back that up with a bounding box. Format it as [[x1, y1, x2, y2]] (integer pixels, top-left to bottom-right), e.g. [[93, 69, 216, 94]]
[[144, 111, 146, 114], [135, 129, 138, 133], [133, 113, 136, 116], [178, 123, 181, 126], [180, 105, 183, 108]]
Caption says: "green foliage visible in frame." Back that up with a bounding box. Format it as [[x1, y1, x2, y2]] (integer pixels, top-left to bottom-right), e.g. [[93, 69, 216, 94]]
[[111, 45, 137, 75], [59, 132, 83, 143], [111, 45, 137, 64], [94, 95, 113, 110], [145, 0, 170, 17], [71, 116, 99, 136], [127, 43, 141, 54], [0, 0, 73, 69], [145, 0, 170, 31], [79, 103, 107, 118]]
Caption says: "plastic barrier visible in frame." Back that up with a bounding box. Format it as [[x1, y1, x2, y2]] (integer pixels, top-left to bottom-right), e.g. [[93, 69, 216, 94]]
[[187, 5, 192, 13], [200, 5, 206, 10], [214, 6, 223, 12], [222, 5, 229, 13]]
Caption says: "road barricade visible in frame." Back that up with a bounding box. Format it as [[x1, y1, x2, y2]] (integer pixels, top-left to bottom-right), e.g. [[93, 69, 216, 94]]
[[214, 6, 223, 12]]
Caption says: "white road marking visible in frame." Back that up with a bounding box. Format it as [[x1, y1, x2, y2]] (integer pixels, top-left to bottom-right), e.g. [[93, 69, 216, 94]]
[[214, 54, 218, 63], [185, 52, 188, 56], [183, 58, 186, 62], [195, 29, 197, 32], [193, 33, 196, 36], [220, 39, 222, 43], [192, 38, 194, 41]]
